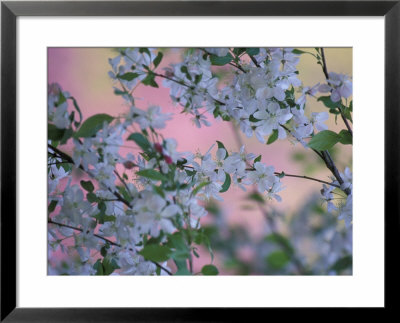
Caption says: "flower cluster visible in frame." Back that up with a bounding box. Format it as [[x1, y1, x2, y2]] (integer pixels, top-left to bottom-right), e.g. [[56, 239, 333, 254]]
[[320, 167, 353, 228], [48, 47, 353, 276], [48, 89, 283, 276]]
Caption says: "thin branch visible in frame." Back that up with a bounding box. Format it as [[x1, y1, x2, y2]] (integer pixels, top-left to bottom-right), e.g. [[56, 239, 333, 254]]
[[320, 47, 353, 136], [248, 53, 260, 67], [274, 172, 340, 188], [152, 72, 194, 90], [228, 62, 246, 73], [320, 47, 330, 81], [230, 123, 339, 188], [339, 109, 353, 135], [114, 170, 133, 199], [48, 219, 173, 276], [48, 143, 131, 206]]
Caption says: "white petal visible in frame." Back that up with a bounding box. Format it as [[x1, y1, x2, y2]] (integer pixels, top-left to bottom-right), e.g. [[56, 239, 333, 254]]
[[162, 204, 181, 218], [216, 148, 226, 160]]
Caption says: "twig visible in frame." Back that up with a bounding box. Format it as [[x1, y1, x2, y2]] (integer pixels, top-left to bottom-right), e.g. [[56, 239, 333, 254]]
[[230, 123, 339, 188], [339, 109, 353, 135], [114, 170, 133, 199], [320, 48, 353, 136], [274, 172, 340, 188], [248, 53, 260, 67], [48, 143, 131, 206], [48, 219, 173, 276], [320, 47, 330, 81]]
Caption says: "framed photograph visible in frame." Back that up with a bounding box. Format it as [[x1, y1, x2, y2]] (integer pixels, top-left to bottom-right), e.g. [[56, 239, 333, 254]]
[[1, 0, 398, 321]]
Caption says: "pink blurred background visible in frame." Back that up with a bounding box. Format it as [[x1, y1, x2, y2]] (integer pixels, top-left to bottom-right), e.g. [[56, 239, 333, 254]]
[[48, 47, 352, 273]]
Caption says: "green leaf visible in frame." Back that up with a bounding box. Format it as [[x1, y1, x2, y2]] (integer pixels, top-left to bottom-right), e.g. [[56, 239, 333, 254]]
[[142, 73, 158, 88], [117, 186, 133, 203], [193, 249, 200, 258], [246, 48, 260, 56], [201, 264, 219, 275], [48, 200, 58, 214], [210, 53, 233, 66], [194, 74, 203, 85], [153, 52, 163, 68], [127, 133, 151, 152], [342, 107, 353, 122], [292, 49, 308, 55], [75, 114, 114, 138], [69, 97, 83, 125], [254, 155, 262, 163], [247, 192, 264, 203], [118, 72, 140, 81], [48, 124, 65, 141], [330, 255, 352, 273], [136, 169, 167, 182], [267, 129, 279, 145], [86, 192, 98, 203], [265, 233, 294, 255], [249, 114, 262, 122], [80, 180, 94, 192], [175, 266, 191, 275], [139, 244, 172, 262], [93, 201, 115, 224], [317, 96, 339, 109], [60, 128, 73, 145], [338, 130, 352, 145], [307, 130, 341, 151], [219, 173, 231, 193], [94, 212, 116, 225], [266, 251, 290, 270], [180, 65, 189, 74], [193, 230, 214, 262], [93, 259, 104, 275], [192, 181, 210, 196], [233, 48, 246, 56], [329, 108, 340, 115], [167, 232, 190, 261], [56, 91, 67, 106], [174, 259, 191, 275], [102, 258, 120, 275], [100, 245, 108, 257], [139, 48, 151, 56], [152, 185, 165, 198], [114, 88, 127, 96]]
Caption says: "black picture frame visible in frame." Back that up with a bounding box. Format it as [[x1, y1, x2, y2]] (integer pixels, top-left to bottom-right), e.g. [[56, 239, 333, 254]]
[[1, 1, 399, 321]]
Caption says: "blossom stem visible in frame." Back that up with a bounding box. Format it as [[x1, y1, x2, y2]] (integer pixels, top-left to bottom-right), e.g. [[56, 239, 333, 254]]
[[48, 219, 173, 276]]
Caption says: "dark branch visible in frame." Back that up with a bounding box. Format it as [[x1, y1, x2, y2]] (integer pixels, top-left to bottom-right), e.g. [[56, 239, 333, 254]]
[[48, 143, 132, 206], [48, 219, 173, 276]]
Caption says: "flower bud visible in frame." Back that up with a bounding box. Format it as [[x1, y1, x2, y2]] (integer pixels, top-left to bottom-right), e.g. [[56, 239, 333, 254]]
[[164, 155, 173, 165], [123, 161, 135, 169], [154, 143, 163, 154]]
